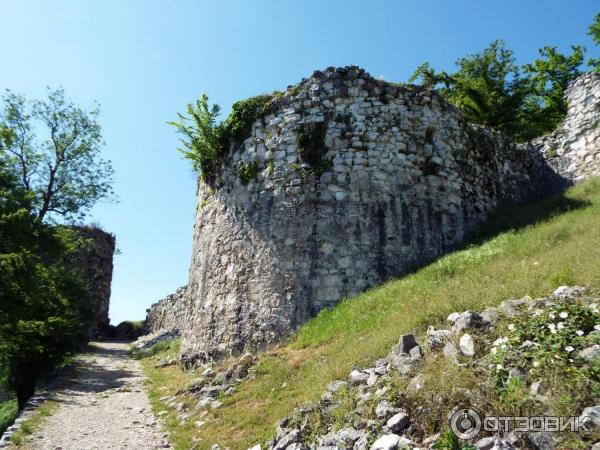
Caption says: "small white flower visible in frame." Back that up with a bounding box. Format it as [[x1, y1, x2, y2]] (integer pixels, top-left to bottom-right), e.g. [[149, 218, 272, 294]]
[[493, 337, 508, 346], [508, 324, 515, 331], [557, 322, 565, 330], [594, 324, 600, 331], [532, 361, 540, 367], [559, 311, 568, 319], [547, 323, 556, 331], [496, 364, 503, 370], [549, 312, 556, 320], [500, 344, 507, 350], [576, 330, 584, 336], [590, 303, 597, 309], [565, 346, 575, 353], [491, 347, 498, 355], [569, 358, 574, 363]]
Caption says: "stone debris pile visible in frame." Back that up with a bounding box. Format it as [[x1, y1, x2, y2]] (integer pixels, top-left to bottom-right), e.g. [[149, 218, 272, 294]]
[[229, 286, 600, 450]]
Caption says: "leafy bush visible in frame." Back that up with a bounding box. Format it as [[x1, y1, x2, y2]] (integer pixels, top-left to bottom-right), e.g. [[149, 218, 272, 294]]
[[169, 95, 273, 183], [0, 162, 91, 409], [409, 39, 586, 142]]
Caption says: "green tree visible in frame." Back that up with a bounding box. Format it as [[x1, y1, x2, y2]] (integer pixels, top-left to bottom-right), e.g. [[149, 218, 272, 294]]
[[409, 40, 585, 141], [518, 45, 585, 140], [0, 160, 91, 409], [0, 88, 114, 222], [588, 13, 600, 72], [0, 88, 112, 410]]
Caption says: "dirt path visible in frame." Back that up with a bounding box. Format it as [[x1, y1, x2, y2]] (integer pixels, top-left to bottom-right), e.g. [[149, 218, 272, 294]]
[[20, 341, 172, 450]]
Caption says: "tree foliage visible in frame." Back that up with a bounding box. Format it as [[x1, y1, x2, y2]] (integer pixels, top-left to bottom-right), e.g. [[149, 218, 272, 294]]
[[0, 88, 112, 411], [0, 88, 114, 222], [409, 39, 586, 141], [168, 94, 227, 182], [0, 160, 91, 408], [588, 13, 600, 72]]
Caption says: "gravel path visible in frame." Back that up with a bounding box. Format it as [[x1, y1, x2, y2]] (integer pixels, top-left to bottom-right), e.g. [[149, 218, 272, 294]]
[[20, 341, 172, 450]]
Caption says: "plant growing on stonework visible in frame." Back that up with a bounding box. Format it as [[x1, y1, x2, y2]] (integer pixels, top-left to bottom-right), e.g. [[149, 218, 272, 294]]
[[169, 94, 274, 183], [297, 122, 331, 175], [239, 160, 260, 185], [168, 94, 228, 183]]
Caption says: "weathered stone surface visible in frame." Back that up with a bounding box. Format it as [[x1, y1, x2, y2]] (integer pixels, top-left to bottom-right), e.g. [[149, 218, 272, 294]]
[[71, 226, 116, 338], [386, 412, 409, 433], [580, 405, 600, 430], [146, 68, 599, 361], [528, 73, 600, 184], [144, 286, 188, 334], [459, 333, 475, 356], [395, 334, 417, 355], [370, 434, 400, 450]]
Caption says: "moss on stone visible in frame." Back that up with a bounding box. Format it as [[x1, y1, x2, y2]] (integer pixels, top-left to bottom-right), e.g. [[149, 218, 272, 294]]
[[239, 160, 260, 186], [297, 122, 331, 176]]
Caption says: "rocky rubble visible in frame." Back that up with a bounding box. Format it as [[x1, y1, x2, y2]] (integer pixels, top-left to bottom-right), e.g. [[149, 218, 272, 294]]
[[232, 287, 600, 450], [159, 352, 258, 426]]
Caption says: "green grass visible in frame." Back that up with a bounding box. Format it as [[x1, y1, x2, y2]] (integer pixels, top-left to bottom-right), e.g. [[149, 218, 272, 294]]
[[0, 398, 18, 436], [142, 178, 600, 450], [7, 400, 58, 447], [132, 337, 181, 359], [122, 320, 144, 332]]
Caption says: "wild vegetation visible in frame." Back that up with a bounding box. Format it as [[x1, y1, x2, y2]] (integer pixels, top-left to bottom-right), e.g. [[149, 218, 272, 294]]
[[168, 93, 275, 184], [140, 178, 600, 449], [0, 89, 113, 412], [409, 14, 600, 142]]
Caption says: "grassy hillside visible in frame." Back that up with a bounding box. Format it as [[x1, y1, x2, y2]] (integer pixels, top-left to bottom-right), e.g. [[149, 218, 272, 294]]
[[141, 178, 600, 450], [0, 399, 17, 436]]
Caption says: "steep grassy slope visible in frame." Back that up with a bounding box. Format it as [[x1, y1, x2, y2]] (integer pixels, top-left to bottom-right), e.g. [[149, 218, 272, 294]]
[[0, 399, 17, 436], [142, 178, 600, 450]]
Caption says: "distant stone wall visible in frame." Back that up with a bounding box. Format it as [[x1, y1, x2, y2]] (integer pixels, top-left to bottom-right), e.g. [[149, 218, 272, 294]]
[[144, 286, 187, 333], [179, 66, 571, 362], [72, 226, 116, 338], [529, 72, 600, 183]]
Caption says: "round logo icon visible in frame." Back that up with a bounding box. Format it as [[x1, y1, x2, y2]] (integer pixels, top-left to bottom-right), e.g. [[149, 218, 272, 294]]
[[450, 408, 481, 440]]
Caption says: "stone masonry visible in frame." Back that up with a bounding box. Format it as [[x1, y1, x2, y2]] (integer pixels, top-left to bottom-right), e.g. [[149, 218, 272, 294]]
[[144, 286, 188, 333], [72, 226, 116, 338], [528, 72, 600, 182], [170, 66, 600, 363], [142, 68, 598, 362]]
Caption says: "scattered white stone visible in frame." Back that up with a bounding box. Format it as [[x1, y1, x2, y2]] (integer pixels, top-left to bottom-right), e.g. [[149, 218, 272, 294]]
[[370, 434, 400, 450], [459, 333, 475, 357]]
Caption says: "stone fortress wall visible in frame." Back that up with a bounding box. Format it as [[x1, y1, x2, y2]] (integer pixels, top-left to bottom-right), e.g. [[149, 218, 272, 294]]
[[72, 226, 116, 338], [145, 68, 599, 362], [144, 286, 188, 333], [528, 72, 600, 182]]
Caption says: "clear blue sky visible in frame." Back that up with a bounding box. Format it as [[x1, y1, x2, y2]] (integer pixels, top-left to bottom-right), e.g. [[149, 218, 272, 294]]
[[0, 1, 597, 324]]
